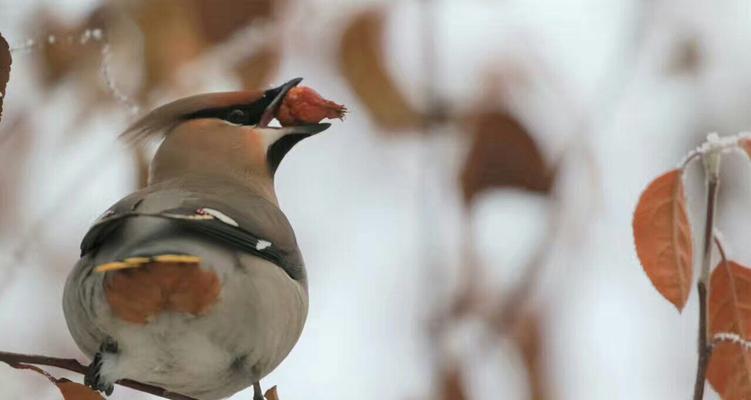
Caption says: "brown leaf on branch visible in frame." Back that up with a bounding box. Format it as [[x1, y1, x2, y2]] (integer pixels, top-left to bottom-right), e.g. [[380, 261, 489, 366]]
[[130, 0, 206, 96], [460, 111, 552, 205], [707, 260, 751, 399], [439, 365, 467, 400], [338, 8, 421, 130], [740, 138, 751, 161], [0, 31, 10, 122], [9, 363, 103, 400], [632, 169, 693, 311], [131, 0, 275, 97], [193, 0, 273, 44], [264, 385, 279, 400], [57, 380, 106, 400], [707, 340, 751, 400], [709, 260, 751, 338], [235, 44, 279, 91]]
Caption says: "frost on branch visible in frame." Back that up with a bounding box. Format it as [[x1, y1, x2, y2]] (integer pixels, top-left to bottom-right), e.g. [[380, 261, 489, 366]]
[[632, 169, 693, 311], [707, 333, 751, 400], [680, 132, 751, 168]]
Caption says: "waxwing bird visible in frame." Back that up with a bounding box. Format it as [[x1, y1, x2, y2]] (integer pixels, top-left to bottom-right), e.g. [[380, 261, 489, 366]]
[[63, 78, 330, 400]]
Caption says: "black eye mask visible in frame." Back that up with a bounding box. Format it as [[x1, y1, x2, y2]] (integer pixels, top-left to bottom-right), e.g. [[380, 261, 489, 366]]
[[184, 92, 274, 126]]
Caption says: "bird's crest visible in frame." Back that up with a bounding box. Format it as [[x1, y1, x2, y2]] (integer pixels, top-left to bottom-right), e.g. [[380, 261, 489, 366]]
[[120, 91, 263, 143]]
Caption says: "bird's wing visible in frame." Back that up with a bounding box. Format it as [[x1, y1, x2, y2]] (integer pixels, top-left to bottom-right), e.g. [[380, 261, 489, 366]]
[[79, 187, 305, 281]]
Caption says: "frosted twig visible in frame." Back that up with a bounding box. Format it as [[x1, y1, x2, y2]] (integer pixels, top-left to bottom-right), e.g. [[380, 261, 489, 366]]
[[681, 132, 751, 170], [9, 29, 105, 54], [100, 43, 139, 115], [713, 229, 728, 262], [679, 149, 701, 170], [8, 29, 138, 115], [9, 39, 36, 53], [693, 135, 722, 400]]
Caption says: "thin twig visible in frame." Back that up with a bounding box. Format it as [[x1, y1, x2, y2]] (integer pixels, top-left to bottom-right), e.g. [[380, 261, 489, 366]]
[[693, 281, 711, 400], [0, 351, 198, 400], [692, 152, 721, 400], [680, 150, 702, 170], [713, 233, 727, 263]]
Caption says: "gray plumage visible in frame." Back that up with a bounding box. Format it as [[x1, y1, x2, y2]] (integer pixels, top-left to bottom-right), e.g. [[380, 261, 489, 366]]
[[63, 79, 329, 399]]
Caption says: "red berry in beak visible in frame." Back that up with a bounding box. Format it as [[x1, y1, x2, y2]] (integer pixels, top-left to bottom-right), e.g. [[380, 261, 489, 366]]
[[276, 86, 347, 126]]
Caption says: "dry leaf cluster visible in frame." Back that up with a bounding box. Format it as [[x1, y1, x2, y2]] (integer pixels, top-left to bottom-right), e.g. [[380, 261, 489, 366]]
[[633, 135, 751, 400]]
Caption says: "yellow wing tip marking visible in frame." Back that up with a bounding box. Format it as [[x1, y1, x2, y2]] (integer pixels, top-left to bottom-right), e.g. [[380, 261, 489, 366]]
[[95, 262, 136, 273], [95, 255, 201, 273], [124, 257, 151, 265], [153, 255, 201, 264]]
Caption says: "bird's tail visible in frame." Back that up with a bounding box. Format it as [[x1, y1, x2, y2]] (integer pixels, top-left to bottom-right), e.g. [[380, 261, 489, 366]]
[[94, 253, 221, 324]]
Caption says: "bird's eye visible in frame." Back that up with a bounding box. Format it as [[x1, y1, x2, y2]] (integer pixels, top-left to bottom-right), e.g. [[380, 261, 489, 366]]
[[226, 109, 248, 124]]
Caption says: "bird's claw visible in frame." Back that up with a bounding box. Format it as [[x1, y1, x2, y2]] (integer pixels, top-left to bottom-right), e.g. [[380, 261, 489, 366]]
[[253, 381, 264, 400], [84, 338, 118, 396]]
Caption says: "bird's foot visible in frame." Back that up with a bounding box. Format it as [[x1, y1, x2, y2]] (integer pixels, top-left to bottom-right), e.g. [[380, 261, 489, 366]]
[[84, 337, 118, 396], [253, 381, 264, 400]]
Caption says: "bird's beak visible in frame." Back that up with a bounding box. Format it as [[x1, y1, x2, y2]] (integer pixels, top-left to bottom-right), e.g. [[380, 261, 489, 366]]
[[257, 78, 330, 135]]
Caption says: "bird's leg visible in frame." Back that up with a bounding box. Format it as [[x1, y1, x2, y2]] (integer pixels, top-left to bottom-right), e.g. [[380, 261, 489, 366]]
[[253, 381, 264, 400], [84, 337, 118, 396]]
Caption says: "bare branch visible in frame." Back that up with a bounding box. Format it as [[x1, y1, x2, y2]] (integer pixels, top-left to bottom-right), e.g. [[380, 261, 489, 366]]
[[693, 149, 722, 400], [0, 351, 198, 400]]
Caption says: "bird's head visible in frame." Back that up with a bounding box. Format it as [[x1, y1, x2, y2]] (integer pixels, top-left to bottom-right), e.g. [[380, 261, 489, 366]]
[[122, 78, 330, 194]]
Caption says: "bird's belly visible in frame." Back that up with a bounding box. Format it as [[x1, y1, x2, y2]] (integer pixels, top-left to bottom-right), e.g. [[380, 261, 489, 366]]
[[99, 314, 257, 400], [86, 255, 308, 400]]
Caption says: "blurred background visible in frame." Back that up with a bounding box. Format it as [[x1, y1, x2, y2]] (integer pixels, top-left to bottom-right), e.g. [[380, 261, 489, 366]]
[[2, 0, 751, 399]]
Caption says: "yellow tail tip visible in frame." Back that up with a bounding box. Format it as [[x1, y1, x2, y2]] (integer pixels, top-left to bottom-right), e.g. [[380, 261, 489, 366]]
[[153, 254, 202, 264], [95, 262, 135, 273], [94, 254, 202, 273]]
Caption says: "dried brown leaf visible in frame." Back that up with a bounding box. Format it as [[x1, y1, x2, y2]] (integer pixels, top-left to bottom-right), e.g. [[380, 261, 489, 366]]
[[132, 0, 275, 97], [8, 363, 104, 400], [707, 340, 751, 400], [194, 0, 274, 44], [264, 385, 279, 400], [460, 111, 552, 204], [709, 260, 751, 338], [0, 31, 10, 122], [439, 366, 467, 400], [740, 138, 751, 161], [707, 260, 751, 399], [57, 380, 105, 400], [632, 169, 693, 311], [235, 44, 279, 91], [131, 0, 206, 96], [338, 8, 421, 130]]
